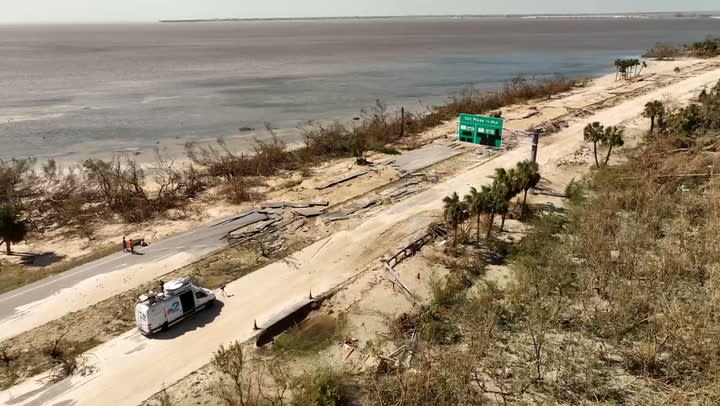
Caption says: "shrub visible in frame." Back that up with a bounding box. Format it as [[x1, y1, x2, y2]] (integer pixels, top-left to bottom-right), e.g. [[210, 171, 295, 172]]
[[211, 341, 291, 406], [273, 314, 346, 355], [430, 272, 470, 308], [0, 158, 36, 206], [419, 306, 461, 345], [689, 37, 720, 57], [367, 351, 482, 406], [291, 368, 349, 406], [564, 178, 586, 203], [222, 177, 264, 204], [43, 333, 92, 382], [643, 43, 686, 59]]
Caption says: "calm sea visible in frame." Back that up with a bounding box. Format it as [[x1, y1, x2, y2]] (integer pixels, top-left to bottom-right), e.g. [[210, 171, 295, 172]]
[[1, 17, 719, 161]]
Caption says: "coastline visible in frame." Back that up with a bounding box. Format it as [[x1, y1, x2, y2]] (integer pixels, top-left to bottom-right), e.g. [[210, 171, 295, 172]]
[[3, 58, 710, 266], [34, 72, 609, 168], [2, 56, 719, 406], [5, 17, 717, 164]]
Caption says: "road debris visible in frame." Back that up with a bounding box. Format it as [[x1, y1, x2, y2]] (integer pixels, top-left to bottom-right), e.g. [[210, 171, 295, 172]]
[[293, 207, 325, 218], [315, 170, 370, 190], [260, 201, 329, 209]]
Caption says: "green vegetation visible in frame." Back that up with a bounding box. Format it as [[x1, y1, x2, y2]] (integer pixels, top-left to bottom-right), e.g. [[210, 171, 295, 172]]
[[642, 42, 686, 59], [515, 160, 541, 207], [643, 100, 666, 133], [614, 58, 646, 80], [689, 36, 720, 57], [273, 314, 346, 355], [644, 37, 720, 59], [0, 207, 27, 255], [291, 368, 349, 406], [455, 160, 539, 244], [583, 122, 625, 168], [641, 80, 720, 146], [442, 192, 468, 247]]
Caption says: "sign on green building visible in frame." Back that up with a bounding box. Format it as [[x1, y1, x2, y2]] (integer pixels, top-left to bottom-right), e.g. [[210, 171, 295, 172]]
[[458, 113, 504, 148]]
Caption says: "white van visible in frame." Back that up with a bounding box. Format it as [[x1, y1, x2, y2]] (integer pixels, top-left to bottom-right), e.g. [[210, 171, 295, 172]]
[[135, 277, 216, 336]]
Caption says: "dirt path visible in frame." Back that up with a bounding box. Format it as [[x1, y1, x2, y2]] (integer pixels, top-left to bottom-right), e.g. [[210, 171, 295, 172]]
[[2, 61, 719, 406]]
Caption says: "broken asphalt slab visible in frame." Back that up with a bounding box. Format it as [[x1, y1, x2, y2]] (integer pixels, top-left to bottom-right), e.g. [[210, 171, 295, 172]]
[[259, 201, 329, 209], [315, 170, 370, 190]]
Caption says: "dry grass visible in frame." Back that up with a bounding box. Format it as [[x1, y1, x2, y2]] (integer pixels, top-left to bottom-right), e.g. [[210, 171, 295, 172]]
[[350, 85, 720, 404], [375, 147, 720, 404]]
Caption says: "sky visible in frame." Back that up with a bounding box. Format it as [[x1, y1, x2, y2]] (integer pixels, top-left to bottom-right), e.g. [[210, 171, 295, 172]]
[[1, 0, 719, 23]]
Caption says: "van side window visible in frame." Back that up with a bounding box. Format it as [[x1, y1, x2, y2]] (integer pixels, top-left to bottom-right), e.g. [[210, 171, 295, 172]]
[[195, 291, 207, 299]]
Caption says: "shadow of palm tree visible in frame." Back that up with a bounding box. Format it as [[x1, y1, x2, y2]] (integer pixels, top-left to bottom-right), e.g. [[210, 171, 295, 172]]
[[12, 252, 66, 267]]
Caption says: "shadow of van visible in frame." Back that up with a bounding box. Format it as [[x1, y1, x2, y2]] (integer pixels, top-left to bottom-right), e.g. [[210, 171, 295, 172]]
[[150, 300, 225, 340]]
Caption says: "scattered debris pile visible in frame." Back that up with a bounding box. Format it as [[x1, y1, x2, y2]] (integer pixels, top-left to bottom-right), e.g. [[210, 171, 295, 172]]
[[223, 201, 329, 244]]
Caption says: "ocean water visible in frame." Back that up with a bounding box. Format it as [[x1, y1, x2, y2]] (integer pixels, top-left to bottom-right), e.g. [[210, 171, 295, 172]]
[[1, 17, 719, 161]]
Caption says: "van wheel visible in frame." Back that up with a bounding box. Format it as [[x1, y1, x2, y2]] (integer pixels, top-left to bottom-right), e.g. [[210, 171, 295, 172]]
[[160, 322, 169, 332]]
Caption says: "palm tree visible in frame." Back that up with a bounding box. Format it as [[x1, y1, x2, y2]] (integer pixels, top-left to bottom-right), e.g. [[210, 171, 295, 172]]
[[464, 187, 484, 244], [613, 59, 623, 80], [443, 192, 468, 247], [602, 126, 625, 166], [515, 160, 541, 207], [0, 207, 27, 256], [488, 186, 509, 236], [492, 168, 520, 231], [643, 100, 665, 133], [584, 122, 605, 168]]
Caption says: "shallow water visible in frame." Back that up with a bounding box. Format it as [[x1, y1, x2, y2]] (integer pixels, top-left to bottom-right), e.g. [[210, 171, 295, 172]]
[[1, 17, 719, 161]]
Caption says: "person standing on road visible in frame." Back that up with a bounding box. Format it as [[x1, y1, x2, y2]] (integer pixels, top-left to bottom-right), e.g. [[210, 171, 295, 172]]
[[122, 236, 127, 252], [128, 238, 134, 254]]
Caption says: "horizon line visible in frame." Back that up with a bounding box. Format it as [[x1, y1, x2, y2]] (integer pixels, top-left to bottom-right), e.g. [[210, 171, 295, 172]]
[[1, 10, 719, 25]]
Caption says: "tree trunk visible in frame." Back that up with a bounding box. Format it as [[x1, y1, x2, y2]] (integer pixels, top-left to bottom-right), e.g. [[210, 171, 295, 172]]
[[593, 141, 600, 168], [452, 223, 458, 247], [5, 241, 10, 256], [522, 189, 529, 206], [604, 145, 614, 166], [476, 213, 481, 245], [500, 212, 507, 232], [486, 213, 495, 239], [650, 116, 655, 133]]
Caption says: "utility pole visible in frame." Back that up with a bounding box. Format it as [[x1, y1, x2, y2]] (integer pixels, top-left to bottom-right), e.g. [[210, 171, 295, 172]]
[[531, 129, 541, 163]]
